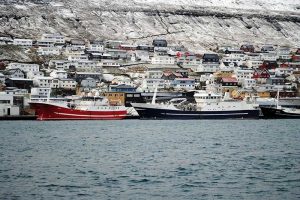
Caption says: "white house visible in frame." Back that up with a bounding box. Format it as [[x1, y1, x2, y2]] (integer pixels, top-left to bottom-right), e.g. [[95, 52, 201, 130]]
[[276, 46, 291, 55], [177, 57, 201, 68], [81, 77, 97, 88], [74, 61, 102, 72], [41, 33, 65, 44], [65, 47, 85, 56], [49, 60, 72, 70], [106, 49, 128, 59], [7, 63, 39, 73], [0, 93, 20, 116], [146, 70, 163, 79], [226, 53, 246, 61], [51, 78, 60, 88], [242, 78, 257, 89], [4, 69, 26, 79], [222, 56, 243, 64], [50, 70, 68, 79], [13, 39, 33, 47], [26, 71, 44, 79], [30, 87, 51, 99], [70, 39, 86, 49], [101, 60, 120, 67], [261, 45, 275, 52], [278, 54, 292, 61], [234, 68, 254, 83], [260, 52, 277, 61], [37, 47, 60, 56], [199, 73, 214, 83], [194, 63, 220, 73], [33, 76, 53, 88], [245, 60, 263, 69], [75, 72, 102, 82], [111, 76, 135, 87], [59, 78, 77, 89], [87, 41, 104, 51], [171, 78, 195, 91], [36, 39, 55, 47], [151, 55, 175, 65], [4, 88, 28, 95], [67, 54, 89, 61], [275, 68, 294, 77], [141, 78, 165, 92], [245, 53, 261, 61]]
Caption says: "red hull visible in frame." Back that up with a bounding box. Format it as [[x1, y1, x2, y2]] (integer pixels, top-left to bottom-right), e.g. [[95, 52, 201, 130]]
[[30, 102, 127, 120]]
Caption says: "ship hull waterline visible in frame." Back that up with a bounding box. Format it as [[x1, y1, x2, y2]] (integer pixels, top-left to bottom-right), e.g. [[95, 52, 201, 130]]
[[260, 106, 300, 119], [30, 102, 127, 120], [133, 106, 260, 120]]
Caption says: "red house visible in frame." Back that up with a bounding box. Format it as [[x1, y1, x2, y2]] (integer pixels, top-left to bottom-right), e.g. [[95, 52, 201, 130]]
[[220, 77, 238, 87], [252, 69, 270, 79], [119, 44, 138, 51], [259, 61, 278, 70], [292, 54, 300, 62], [161, 71, 183, 80]]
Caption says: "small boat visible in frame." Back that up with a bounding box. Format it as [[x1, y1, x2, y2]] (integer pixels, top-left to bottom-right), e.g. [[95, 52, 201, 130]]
[[260, 90, 300, 119], [260, 106, 300, 119], [131, 90, 260, 120], [29, 95, 127, 120]]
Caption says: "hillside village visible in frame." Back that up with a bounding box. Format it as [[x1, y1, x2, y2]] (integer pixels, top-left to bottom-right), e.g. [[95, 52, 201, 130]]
[[0, 33, 300, 116]]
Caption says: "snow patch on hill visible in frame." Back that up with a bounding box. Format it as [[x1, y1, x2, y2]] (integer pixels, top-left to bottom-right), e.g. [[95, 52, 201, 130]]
[[0, 0, 299, 51]]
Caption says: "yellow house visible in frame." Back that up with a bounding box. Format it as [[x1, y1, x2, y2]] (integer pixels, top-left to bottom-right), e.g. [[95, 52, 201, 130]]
[[232, 89, 271, 99], [231, 89, 252, 99], [219, 77, 239, 96], [256, 90, 271, 98], [103, 92, 125, 105], [223, 87, 238, 97], [214, 69, 234, 79]]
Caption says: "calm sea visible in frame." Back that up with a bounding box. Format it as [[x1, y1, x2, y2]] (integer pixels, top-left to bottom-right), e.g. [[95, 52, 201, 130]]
[[0, 120, 299, 199]]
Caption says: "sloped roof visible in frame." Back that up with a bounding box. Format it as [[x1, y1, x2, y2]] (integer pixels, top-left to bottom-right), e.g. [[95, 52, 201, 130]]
[[115, 84, 136, 89], [173, 72, 183, 77], [203, 53, 219, 59]]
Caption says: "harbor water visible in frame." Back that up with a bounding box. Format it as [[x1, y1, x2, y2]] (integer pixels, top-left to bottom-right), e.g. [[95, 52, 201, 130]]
[[0, 120, 299, 199]]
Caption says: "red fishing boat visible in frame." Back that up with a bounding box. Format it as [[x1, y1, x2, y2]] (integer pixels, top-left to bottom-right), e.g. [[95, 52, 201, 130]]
[[29, 96, 127, 120]]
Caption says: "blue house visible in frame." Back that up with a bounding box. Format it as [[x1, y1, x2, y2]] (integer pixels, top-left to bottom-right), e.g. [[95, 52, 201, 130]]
[[171, 78, 195, 91], [110, 84, 136, 92]]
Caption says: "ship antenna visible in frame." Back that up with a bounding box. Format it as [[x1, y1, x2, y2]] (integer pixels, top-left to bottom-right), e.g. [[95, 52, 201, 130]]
[[276, 89, 281, 109]]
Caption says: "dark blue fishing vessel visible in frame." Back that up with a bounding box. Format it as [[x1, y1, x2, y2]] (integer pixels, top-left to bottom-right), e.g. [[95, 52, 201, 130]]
[[132, 90, 260, 120]]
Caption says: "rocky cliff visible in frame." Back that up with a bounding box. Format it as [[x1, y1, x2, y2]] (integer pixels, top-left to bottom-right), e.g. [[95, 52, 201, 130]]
[[0, 0, 299, 51]]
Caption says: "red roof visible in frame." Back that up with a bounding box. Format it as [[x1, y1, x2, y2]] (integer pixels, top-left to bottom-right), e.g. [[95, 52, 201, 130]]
[[173, 72, 183, 77], [163, 72, 172, 76]]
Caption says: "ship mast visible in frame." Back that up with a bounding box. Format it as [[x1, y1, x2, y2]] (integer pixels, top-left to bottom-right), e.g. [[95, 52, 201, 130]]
[[276, 89, 281, 109], [151, 83, 158, 105]]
